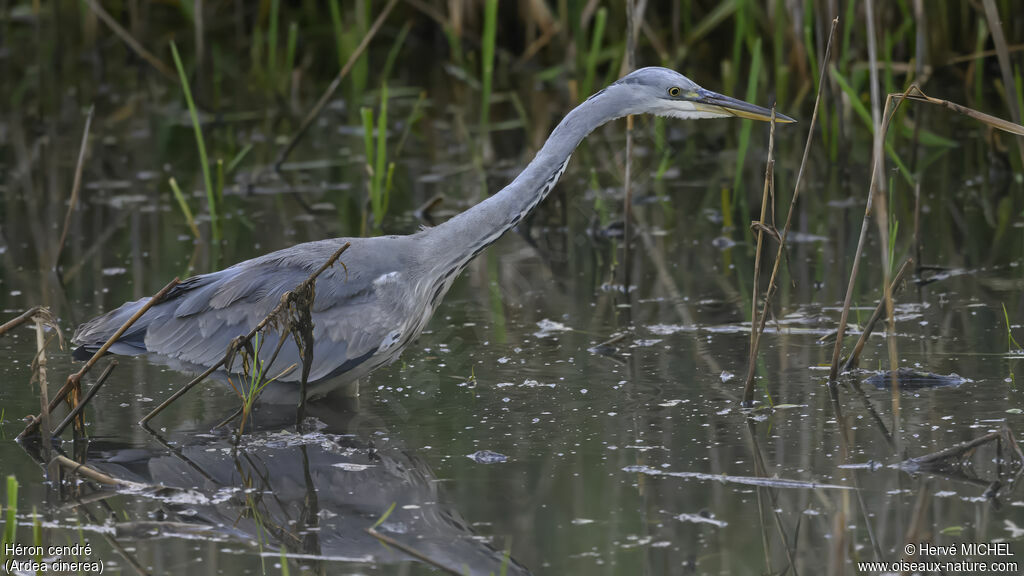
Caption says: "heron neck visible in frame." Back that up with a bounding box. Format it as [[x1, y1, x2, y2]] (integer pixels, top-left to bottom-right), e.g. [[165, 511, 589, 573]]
[[426, 88, 625, 276]]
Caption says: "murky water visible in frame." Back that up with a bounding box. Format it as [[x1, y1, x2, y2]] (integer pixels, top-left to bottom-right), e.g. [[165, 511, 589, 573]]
[[3, 16, 1024, 576]]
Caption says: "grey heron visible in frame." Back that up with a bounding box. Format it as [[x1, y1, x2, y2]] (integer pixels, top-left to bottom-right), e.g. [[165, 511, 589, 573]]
[[72, 67, 795, 401]]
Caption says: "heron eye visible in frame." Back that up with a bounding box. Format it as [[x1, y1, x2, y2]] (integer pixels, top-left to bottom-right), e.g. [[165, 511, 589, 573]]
[[668, 87, 681, 97]]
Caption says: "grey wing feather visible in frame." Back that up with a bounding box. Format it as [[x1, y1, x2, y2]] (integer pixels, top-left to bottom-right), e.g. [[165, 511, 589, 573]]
[[74, 238, 417, 383]]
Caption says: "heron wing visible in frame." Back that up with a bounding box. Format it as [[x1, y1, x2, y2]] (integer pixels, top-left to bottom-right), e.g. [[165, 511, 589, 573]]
[[141, 239, 408, 382]]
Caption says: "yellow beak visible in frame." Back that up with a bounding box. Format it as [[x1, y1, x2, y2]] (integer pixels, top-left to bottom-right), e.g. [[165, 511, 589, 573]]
[[693, 89, 797, 123]]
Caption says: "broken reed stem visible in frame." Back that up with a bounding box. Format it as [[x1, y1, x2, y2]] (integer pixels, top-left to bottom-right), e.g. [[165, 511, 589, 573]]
[[34, 318, 51, 462], [55, 105, 94, 272], [270, 0, 398, 171], [82, 0, 177, 82], [17, 278, 180, 441], [742, 109, 777, 404], [140, 243, 350, 425], [897, 85, 1024, 135], [741, 17, 838, 406], [622, 114, 634, 292], [51, 455, 139, 488], [52, 360, 118, 438], [863, 0, 902, 423], [903, 429, 1015, 468], [0, 306, 43, 339], [842, 257, 913, 372], [828, 87, 911, 383]]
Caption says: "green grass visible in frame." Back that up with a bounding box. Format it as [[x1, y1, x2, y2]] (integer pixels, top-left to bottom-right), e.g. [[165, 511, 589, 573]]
[[828, 66, 914, 186], [170, 40, 219, 244], [169, 177, 201, 240], [726, 0, 748, 96], [32, 507, 41, 566], [285, 21, 298, 94], [2, 475, 18, 566], [772, 0, 787, 108], [361, 84, 393, 234], [280, 545, 290, 576], [381, 21, 412, 86], [580, 7, 607, 103], [480, 0, 499, 136], [229, 333, 284, 435], [268, 0, 280, 86], [1003, 303, 1022, 352], [731, 37, 762, 210], [329, 0, 370, 111], [370, 502, 396, 529], [226, 143, 253, 174], [394, 91, 427, 159], [328, 0, 346, 69]]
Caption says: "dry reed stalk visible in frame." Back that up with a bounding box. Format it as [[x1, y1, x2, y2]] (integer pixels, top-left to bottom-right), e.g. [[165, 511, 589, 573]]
[[52, 455, 141, 488], [54, 105, 94, 272], [827, 90, 904, 383], [863, 0, 902, 418], [742, 110, 776, 403], [620, 0, 641, 293], [900, 479, 930, 562], [741, 17, 838, 406], [33, 318, 51, 460], [82, 0, 177, 82], [0, 306, 44, 339], [828, 84, 1024, 383]]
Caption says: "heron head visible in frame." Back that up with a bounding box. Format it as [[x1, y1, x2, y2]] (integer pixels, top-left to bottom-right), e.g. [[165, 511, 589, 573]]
[[611, 67, 796, 124]]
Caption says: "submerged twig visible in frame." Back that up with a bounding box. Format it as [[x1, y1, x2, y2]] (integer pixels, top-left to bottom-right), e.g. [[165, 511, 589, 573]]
[[140, 243, 350, 426], [742, 17, 838, 406], [76, 503, 153, 576], [900, 430, 1008, 471], [624, 464, 852, 490], [367, 527, 466, 576], [18, 279, 179, 441]]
